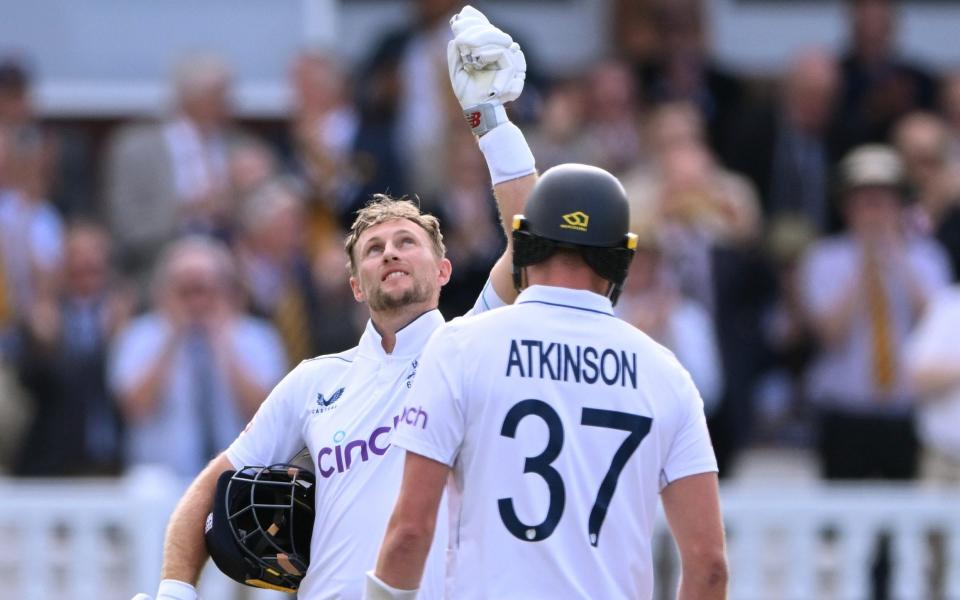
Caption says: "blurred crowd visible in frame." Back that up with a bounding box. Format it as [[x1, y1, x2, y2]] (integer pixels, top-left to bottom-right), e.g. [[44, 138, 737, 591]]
[[0, 0, 959, 497]]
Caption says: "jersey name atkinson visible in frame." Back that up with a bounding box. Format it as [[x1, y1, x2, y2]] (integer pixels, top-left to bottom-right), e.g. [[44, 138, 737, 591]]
[[505, 338, 638, 388], [225, 283, 503, 600], [392, 285, 718, 600]]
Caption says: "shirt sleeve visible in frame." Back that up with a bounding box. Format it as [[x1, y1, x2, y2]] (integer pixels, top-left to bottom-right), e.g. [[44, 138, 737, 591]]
[[30, 206, 64, 271], [799, 244, 846, 319], [391, 325, 467, 466], [107, 317, 167, 400], [659, 367, 719, 491], [234, 319, 288, 390], [464, 278, 506, 317], [225, 365, 305, 469], [905, 292, 954, 371]]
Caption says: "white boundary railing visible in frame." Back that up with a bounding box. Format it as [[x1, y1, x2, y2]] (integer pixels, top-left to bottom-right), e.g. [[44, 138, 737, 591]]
[[1, 470, 959, 600]]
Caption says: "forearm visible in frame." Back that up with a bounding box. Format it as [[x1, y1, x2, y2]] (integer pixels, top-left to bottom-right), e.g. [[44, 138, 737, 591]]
[[478, 123, 538, 304], [677, 563, 729, 600], [375, 522, 435, 590], [161, 454, 233, 584], [223, 355, 269, 418], [121, 335, 181, 422], [912, 364, 960, 399], [810, 281, 861, 348]]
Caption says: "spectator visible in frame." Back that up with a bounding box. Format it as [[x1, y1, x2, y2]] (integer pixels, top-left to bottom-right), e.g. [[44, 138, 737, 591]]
[[616, 230, 723, 413], [893, 112, 960, 279], [799, 144, 950, 597], [361, 0, 466, 201], [581, 59, 646, 174], [622, 102, 761, 311], [235, 178, 325, 365], [108, 237, 286, 478], [280, 51, 378, 237], [622, 102, 771, 474], [0, 57, 95, 220], [940, 71, 960, 163], [724, 49, 842, 233], [906, 284, 960, 482], [904, 284, 960, 599], [0, 122, 64, 342], [800, 144, 949, 479], [104, 53, 255, 281], [525, 78, 598, 171], [627, 0, 744, 153], [14, 222, 133, 476], [835, 0, 938, 155]]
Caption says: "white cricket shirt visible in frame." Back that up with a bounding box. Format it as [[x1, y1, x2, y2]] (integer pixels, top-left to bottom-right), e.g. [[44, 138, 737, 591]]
[[392, 285, 718, 600], [225, 283, 503, 600]]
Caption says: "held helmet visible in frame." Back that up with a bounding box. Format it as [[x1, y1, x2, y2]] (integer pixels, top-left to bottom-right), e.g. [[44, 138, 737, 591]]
[[205, 464, 315, 593], [512, 163, 637, 305]]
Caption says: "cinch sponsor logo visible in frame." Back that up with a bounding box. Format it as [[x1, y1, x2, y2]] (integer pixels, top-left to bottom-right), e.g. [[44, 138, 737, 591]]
[[316, 406, 429, 478], [560, 211, 589, 232]]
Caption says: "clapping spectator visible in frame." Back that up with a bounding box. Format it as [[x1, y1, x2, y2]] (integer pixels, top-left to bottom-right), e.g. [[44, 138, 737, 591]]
[[108, 237, 286, 478], [616, 231, 723, 413], [799, 144, 949, 480], [14, 222, 133, 476]]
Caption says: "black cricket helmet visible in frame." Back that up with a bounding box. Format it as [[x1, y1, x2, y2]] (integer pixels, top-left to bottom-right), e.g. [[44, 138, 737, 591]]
[[512, 163, 637, 305], [205, 464, 315, 593]]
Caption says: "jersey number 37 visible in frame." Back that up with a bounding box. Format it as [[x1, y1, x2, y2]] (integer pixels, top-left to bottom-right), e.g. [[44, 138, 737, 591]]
[[498, 399, 652, 547]]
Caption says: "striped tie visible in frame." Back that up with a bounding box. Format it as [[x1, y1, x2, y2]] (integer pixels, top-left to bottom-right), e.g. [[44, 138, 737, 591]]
[[274, 282, 312, 366], [864, 254, 895, 394]]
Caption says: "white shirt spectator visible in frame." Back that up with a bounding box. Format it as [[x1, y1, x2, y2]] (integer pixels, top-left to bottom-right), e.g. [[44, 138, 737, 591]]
[[109, 313, 286, 477], [906, 287, 960, 461]]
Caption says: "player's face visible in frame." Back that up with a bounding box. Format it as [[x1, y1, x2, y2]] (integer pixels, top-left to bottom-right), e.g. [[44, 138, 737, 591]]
[[349, 219, 452, 313]]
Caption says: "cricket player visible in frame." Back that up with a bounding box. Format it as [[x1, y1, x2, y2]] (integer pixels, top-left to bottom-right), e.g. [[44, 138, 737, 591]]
[[369, 164, 728, 600], [134, 6, 538, 600]]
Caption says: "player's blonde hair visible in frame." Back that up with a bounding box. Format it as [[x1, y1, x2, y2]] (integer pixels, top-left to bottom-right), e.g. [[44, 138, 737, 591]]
[[344, 195, 446, 275]]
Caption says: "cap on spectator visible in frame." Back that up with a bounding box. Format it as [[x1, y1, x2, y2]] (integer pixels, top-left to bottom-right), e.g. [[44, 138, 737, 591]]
[[839, 144, 905, 192]]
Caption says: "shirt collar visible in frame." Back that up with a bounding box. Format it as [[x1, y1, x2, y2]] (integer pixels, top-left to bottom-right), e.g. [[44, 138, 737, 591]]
[[516, 285, 614, 316], [358, 309, 445, 358]]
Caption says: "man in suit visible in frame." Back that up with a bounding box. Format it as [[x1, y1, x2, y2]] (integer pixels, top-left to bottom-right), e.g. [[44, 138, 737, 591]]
[[104, 53, 252, 282]]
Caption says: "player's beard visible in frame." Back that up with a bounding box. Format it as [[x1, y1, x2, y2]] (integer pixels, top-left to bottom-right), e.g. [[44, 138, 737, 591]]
[[367, 277, 433, 312]]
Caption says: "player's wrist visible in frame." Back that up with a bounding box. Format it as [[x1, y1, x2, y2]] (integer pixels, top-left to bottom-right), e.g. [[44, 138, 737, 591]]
[[463, 102, 509, 137], [364, 571, 418, 600], [155, 579, 198, 600], [478, 120, 536, 185]]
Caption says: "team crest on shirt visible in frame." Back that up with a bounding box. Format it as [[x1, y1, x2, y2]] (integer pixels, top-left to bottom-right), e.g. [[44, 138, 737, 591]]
[[311, 387, 345, 415], [405, 360, 418, 388]]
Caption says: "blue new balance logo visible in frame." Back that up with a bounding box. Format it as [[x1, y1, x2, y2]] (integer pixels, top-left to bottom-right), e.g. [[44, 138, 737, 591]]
[[312, 387, 345, 415]]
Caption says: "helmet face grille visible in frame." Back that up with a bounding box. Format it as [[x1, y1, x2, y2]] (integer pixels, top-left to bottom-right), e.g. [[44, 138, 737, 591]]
[[211, 465, 316, 591]]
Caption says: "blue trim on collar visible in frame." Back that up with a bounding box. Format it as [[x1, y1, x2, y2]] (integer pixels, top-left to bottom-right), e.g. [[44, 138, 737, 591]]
[[516, 299, 616, 317]]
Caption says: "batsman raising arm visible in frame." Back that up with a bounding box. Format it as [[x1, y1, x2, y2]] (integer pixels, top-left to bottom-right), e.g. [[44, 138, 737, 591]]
[[133, 6, 537, 600]]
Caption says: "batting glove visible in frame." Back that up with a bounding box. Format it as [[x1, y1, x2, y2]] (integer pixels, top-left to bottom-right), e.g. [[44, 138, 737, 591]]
[[447, 5, 526, 136]]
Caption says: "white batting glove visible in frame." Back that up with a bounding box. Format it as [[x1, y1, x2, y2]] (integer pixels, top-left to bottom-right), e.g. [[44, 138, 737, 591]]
[[132, 579, 198, 600], [447, 5, 526, 136]]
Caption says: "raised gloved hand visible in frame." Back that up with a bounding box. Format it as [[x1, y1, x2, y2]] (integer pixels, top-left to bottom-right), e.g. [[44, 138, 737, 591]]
[[131, 579, 198, 600], [447, 5, 526, 136]]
